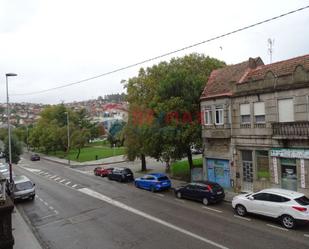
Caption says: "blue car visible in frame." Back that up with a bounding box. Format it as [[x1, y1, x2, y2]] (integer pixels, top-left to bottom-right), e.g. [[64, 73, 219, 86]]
[[134, 173, 171, 192]]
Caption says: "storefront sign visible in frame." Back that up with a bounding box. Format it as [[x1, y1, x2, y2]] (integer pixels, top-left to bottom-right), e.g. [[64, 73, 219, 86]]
[[272, 157, 279, 184], [300, 159, 306, 188], [271, 148, 309, 159]]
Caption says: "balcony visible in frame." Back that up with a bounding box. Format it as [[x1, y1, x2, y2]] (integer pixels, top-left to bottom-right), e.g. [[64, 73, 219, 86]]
[[272, 121, 309, 139], [202, 124, 231, 138]]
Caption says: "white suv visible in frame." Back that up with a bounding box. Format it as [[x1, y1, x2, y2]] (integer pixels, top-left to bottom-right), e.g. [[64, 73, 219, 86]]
[[232, 188, 309, 229]]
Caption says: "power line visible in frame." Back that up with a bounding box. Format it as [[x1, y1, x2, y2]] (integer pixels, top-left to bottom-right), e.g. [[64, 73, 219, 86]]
[[13, 5, 309, 96]]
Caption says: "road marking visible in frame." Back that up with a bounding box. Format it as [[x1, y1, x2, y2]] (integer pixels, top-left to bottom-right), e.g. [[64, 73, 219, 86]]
[[59, 179, 66, 183], [54, 177, 61, 181], [155, 193, 165, 197], [65, 181, 71, 185], [233, 215, 251, 221], [40, 214, 54, 220], [78, 187, 229, 249], [21, 167, 42, 173], [304, 234, 309, 238], [202, 206, 223, 213], [72, 184, 78, 188], [266, 224, 288, 231], [43, 201, 49, 206], [50, 175, 57, 179], [174, 198, 185, 203], [39, 198, 43, 202], [54, 210, 59, 215]]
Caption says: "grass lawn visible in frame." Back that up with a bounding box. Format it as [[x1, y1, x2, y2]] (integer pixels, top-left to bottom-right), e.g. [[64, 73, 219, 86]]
[[171, 157, 203, 177], [51, 146, 125, 162]]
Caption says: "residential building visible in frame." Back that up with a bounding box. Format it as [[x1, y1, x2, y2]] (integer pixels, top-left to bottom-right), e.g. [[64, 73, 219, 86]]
[[201, 54, 309, 196]]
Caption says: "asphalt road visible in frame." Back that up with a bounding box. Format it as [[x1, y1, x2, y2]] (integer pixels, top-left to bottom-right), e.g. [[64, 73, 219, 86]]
[[13, 155, 309, 249]]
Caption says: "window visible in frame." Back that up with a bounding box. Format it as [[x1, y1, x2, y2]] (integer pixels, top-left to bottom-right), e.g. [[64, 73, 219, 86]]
[[268, 194, 290, 203], [204, 107, 212, 125], [240, 104, 250, 123], [295, 196, 309, 206], [215, 106, 224, 125], [254, 102, 265, 123], [278, 99, 294, 122], [253, 193, 269, 201]]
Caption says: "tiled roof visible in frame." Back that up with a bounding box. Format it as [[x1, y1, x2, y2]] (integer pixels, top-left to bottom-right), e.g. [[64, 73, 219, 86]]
[[201, 57, 263, 99], [241, 54, 309, 83]]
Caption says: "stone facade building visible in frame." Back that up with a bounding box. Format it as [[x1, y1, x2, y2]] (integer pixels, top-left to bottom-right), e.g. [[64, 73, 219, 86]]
[[200, 54, 309, 196]]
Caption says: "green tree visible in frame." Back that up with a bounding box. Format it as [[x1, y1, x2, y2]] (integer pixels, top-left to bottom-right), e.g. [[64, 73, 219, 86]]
[[4, 135, 23, 164]]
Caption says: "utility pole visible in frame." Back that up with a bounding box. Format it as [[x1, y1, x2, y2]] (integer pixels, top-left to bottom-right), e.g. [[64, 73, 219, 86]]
[[267, 38, 275, 64]]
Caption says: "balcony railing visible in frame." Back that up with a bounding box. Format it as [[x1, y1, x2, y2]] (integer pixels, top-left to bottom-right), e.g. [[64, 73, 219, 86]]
[[272, 121, 309, 138]]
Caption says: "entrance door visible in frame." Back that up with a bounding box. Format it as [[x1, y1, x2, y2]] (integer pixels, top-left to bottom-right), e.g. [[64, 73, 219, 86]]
[[207, 159, 230, 188], [281, 158, 297, 191], [241, 150, 253, 192]]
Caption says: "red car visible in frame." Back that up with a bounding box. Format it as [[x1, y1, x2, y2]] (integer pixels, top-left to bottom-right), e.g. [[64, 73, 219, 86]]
[[94, 167, 114, 177]]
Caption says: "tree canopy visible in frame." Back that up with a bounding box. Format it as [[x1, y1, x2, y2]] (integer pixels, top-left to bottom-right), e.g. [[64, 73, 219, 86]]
[[124, 53, 225, 172]]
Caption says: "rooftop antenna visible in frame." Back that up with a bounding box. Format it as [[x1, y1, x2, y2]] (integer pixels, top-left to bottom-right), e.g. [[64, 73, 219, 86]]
[[267, 38, 275, 63]]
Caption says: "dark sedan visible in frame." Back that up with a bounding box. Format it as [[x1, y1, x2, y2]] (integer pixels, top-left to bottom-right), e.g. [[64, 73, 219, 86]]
[[107, 167, 134, 182], [30, 154, 40, 161], [174, 181, 225, 206]]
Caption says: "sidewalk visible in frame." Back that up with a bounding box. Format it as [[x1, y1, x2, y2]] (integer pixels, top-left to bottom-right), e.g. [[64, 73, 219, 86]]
[[12, 207, 43, 249]]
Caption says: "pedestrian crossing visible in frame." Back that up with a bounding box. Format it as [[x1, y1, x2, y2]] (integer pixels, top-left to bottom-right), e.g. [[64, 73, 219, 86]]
[[18, 166, 84, 190]]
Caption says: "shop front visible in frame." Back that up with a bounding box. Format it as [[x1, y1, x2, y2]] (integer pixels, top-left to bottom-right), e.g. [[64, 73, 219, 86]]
[[271, 148, 309, 192], [206, 158, 231, 188]]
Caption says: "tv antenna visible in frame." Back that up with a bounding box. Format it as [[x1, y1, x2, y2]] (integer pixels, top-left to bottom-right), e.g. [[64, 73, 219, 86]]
[[267, 38, 275, 63]]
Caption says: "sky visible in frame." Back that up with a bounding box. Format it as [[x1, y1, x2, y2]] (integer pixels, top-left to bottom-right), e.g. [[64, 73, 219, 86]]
[[0, 0, 309, 104]]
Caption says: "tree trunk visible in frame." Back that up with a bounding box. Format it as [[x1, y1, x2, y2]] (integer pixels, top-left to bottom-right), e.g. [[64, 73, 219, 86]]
[[165, 159, 171, 173], [76, 147, 81, 159], [141, 154, 147, 172], [186, 147, 193, 181]]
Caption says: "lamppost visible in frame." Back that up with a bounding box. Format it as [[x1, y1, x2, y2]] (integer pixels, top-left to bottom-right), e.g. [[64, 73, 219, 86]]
[[5, 73, 17, 187], [65, 112, 70, 165]]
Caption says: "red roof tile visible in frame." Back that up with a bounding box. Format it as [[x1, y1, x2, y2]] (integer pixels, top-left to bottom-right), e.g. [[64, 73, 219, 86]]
[[241, 54, 309, 83], [201, 57, 263, 99]]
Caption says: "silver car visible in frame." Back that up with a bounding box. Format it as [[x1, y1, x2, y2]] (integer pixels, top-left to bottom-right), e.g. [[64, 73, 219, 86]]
[[10, 175, 36, 201]]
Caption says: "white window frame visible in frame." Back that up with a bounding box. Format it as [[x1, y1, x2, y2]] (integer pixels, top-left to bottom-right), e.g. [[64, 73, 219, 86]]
[[204, 107, 212, 125], [254, 102, 265, 123], [240, 103, 251, 124], [215, 106, 224, 125]]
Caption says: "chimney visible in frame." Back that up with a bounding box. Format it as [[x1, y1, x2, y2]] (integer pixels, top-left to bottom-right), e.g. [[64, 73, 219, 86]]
[[248, 57, 257, 69]]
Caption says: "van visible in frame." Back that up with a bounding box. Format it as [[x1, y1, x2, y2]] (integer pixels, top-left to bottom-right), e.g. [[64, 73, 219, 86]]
[[9, 175, 36, 201]]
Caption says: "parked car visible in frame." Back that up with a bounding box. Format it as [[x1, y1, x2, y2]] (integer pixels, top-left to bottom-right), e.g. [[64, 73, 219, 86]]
[[7, 175, 35, 201], [107, 167, 134, 182], [30, 154, 40, 161], [232, 188, 309, 229], [94, 167, 114, 177], [174, 181, 225, 206], [0, 151, 5, 158], [135, 173, 171, 192], [0, 164, 8, 174]]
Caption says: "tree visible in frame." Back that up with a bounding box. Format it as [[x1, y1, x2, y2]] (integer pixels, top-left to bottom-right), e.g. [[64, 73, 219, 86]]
[[107, 120, 125, 147], [124, 53, 225, 174], [4, 135, 23, 164]]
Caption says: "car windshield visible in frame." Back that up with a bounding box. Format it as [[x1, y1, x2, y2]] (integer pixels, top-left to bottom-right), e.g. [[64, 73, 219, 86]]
[[295, 196, 309, 206], [15, 182, 33, 191], [158, 176, 169, 181]]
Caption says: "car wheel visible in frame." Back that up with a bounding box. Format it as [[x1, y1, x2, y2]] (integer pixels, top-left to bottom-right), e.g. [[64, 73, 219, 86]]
[[135, 182, 139, 188], [235, 204, 247, 216], [176, 192, 182, 199], [151, 186, 156, 192], [29, 195, 35, 201], [202, 198, 209, 206], [281, 215, 295, 229]]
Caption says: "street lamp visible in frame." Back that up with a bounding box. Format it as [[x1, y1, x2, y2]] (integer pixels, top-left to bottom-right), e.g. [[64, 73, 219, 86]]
[[65, 112, 70, 165], [5, 73, 17, 186]]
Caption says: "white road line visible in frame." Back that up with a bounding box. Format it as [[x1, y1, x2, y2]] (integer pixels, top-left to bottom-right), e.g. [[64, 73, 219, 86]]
[[59, 179, 66, 183], [174, 198, 185, 203], [43, 172, 49, 175], [155, 193, 165, 197], [304, 234, 309, 238], [49, 206, 54, 210], [65, 181, 71, 185], [40, 214, 54, 220], [202, 206, 223, 213], [50, 175, 57, 179], [39, 198, 43, 202], [78, 188, 229, 249], [233, 215, 251, 221], [43, 201, 49, 206], [266, 224, 288, 232], [72, 184, 78, 188], [54, 177, 61, 181], [54, 210, 59, 215], [21, 167, 42, 173], [45, 174, 51, 177]]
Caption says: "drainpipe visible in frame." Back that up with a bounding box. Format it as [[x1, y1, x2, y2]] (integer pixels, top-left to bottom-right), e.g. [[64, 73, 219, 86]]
[[230, 97, 237, 192]]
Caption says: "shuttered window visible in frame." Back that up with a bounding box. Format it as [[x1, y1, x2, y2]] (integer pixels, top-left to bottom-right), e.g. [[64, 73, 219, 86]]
[[254, 102, 265, 123], [278, 99, 294, 122], [240, 104, 250, 123]]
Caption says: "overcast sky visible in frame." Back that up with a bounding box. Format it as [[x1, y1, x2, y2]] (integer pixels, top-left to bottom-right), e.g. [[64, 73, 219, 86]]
[[1, 0, 309, 104]]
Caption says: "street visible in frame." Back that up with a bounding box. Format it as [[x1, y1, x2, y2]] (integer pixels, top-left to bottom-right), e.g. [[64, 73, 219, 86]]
[[14, 156, 309, 249]]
